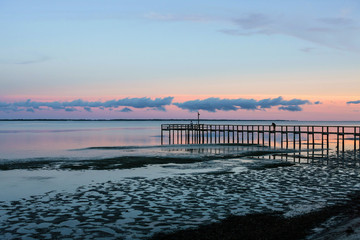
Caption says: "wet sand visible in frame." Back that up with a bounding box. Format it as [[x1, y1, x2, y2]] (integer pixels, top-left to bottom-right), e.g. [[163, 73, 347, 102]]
[[151, 191, 360, 240], [1, 160, 360, 239]]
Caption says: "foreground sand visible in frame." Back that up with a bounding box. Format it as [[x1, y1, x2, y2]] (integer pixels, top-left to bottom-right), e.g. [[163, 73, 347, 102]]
[[1, 162, 360, 239], [152, 192, 360, 240]]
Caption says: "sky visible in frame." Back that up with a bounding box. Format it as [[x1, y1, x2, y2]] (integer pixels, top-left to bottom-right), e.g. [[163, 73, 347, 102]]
[[0, 0, 360, 120]]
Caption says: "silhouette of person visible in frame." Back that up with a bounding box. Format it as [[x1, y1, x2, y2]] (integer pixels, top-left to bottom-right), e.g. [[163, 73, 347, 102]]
[[272, 122, 276, 131]]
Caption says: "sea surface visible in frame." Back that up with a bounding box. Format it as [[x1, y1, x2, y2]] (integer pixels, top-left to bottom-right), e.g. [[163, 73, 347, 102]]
[[1, 120, 360, 239]]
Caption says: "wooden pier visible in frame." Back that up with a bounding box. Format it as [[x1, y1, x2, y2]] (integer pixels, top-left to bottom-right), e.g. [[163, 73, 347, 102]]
[[161, 124, 360, 153]]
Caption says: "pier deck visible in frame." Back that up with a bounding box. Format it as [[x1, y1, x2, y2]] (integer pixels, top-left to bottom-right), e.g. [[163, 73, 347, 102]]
[[161, 124, 360, 154]]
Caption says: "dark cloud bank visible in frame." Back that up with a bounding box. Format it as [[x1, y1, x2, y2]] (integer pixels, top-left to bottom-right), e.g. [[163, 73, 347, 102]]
[[0, 97, 174, 113], [0, 96, 318, 114], [174, 97, 311, 112]]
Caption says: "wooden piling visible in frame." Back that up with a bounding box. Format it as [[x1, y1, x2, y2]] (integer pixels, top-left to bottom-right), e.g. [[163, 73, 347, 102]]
[[312, 126, 315, 149], [280, 126, 283, 149], [293, 126, 296, 149], [237, 126, 239, 143], [286, 126, 289, 148], [342, 127, 345, 153], [327, 126, 329, 150], [354, 127, 357, 153], [337, 127, 340, 154], [298, 126, 302, 149], [274, 126, 276, 148]]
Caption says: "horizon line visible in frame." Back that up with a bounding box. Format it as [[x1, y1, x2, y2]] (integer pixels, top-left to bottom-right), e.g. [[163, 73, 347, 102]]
[[0, 118, 357, 122]]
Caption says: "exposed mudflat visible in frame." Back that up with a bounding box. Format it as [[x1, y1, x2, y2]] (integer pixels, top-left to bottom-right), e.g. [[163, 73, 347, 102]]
[[1, 159, 360, 239]]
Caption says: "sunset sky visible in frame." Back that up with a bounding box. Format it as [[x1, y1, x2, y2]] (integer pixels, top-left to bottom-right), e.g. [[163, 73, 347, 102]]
[[1, 0, 360, 120]]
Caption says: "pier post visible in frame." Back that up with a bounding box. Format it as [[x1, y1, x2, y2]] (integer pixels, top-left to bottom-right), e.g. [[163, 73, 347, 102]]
[[168, 126, 171, 145], [327, 126, 329, 150], [237, 126, 239, 144], [320, 126, 324, 156], [172, 128, 175, 144], [286, 126, 289, 148], [202, 125, 205, 144], [280, 126, 283, 149], [321, 127, 324, 151], [181, 126, 183, 144], [293, 126, 296, 149], [252, 126, 255, 144], [206, 125, 209, 144], [215, 125, 217, 144], [307, 126, 310, 150], [354, 127, 357, 160], [312, 126, 315, 150], [298, 126, 302, 149], [161, 127, 163, 145], [229, 125, 231, 144], [188, 125, 191, 144], [218, 125, 221, 144], [337, 127, 340, 155], [232, 126, 235, 143], [192, 125, 195, 144], [177, 127, 179, 144], [241, 126, 244, 143], [262, 126, 265, 145], [223, 125, 226, 144], [274, 126, 276, 148], [268, 126, 271, 147], [247, 125, 250, 144], [342, 127, 345, 153]]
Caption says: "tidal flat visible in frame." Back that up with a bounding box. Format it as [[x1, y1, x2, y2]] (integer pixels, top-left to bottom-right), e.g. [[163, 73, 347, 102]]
[[1, 121, 360, 239], [1, 150, 360, 239]]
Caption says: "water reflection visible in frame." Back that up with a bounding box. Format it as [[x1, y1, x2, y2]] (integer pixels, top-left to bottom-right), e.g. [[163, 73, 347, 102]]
[[0, 121, 161, 160], [254, 148, 360, 168]]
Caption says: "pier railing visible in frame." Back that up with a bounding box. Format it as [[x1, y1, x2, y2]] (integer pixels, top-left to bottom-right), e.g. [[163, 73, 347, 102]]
[[161, 124, 360, 154]]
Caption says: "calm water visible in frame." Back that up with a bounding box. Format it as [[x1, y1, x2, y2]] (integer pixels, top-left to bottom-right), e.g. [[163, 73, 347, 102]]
[[1, 120, 360, 160], [1, 120, 360, 239], [0, 120, 162, 160]]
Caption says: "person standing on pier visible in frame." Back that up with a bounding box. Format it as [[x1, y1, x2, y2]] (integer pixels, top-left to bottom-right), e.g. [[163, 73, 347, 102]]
[[272, 122, 276, 132]]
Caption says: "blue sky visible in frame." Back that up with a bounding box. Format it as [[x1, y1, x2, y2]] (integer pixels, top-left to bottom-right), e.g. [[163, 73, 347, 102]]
[[0, 0, 359, 119]]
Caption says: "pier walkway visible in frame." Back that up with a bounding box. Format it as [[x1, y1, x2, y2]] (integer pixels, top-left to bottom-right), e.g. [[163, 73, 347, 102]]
[[161, 124, 360, 154]]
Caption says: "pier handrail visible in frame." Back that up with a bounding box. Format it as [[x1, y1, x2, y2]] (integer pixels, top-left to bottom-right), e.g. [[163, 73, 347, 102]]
[[161, 123, 360, 129], [161, 124, 360, 135]]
